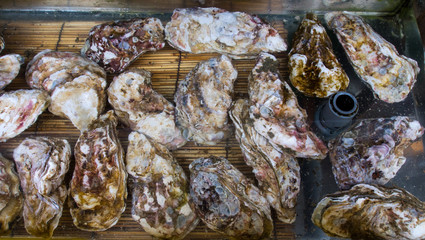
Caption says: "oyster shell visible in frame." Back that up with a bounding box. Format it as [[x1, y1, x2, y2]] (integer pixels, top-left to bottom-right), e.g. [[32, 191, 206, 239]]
[[0, 154, 23, 235], [108, 69, 186, 150], [174, 55, 237, 145], [127, 131, 199, 239], [312, 184, 425, 239], [82, 18, 165, 73], [13, 136, 71, 238], [165, 7, 287, 59], [325, 12, 419, 103], [230, 99, 300, 224], [26, 50, 107, 130], [189, 156, 273, 240], [249, 52, 328, 159], [0, 36, 4, 54], [329, 116, 424, 190], [0, 89, 50, 142], [0, 54, 24, 90], [69, 110, 127, 231], [289, 13, 349, 98]]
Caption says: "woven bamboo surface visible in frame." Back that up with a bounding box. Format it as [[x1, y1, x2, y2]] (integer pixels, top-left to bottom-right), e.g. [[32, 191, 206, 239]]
[[0, 20, 294, 239]]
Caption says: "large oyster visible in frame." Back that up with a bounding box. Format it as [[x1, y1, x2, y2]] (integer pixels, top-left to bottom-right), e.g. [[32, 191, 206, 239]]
[[82, 18, 165, 73], [69, 110, 127, 231], [127, 131, 199, 239], [329, 116, 424, 190], [249, 52, 328, 159], [0, 54, 24, 90], [174, 55, 237, 145], [0, 89, 50, 142], [26, 50, 107, 130], [289, 13, 349, 98], [0, 154, 23, 235], [230, 99, 300, 223], [189, 156, 273, 239], [108, 69, 186, 150], [13, 137, 71, 238], [165, 7, 287, 59], [312, 184, 425, 239], [325, 12, 419, 103]]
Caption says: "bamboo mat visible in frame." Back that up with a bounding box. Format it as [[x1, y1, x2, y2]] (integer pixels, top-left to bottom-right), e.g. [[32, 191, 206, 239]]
[[0, 20, 295, 239]]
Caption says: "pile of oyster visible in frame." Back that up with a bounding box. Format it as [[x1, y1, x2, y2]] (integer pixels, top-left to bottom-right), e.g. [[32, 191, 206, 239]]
[[0, 7, 423, 240]]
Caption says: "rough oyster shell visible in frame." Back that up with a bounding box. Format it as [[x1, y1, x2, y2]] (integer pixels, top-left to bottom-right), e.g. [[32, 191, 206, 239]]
[[249, 52, 328, 159], [165, 7, 287, 59], [174, 55, 237, 145], [13, 136, 71, 238], [189, 156, 273, 240], [230, 99, 300, 223], [25, 50, 107, 130], [108, 69, 186, 150], [0, 154, 23, 235], [325, 12, 419, 103], [69, 110, 127, 231], [0, 89, 50, 142], [312, 184, 425, 239], [0, 36, 4, 54], [82, 18, 165, 73], [127, 131, 199, 239], [289, 13, 349, 98], [330, 116, 424, 190], [0, 54, 24, 90]]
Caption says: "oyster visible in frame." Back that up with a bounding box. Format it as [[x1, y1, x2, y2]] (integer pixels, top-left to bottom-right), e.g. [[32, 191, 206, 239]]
[[329, 116, 424, 190], [249, 52, 328, 159], [108, 69, 186, 150], [69, 110, 127, 231], [174, 55, 237, 145], [325, 12, 419, 103], [127, 131, 199, 239], [13, 137, 71, 238], [230, 99, 300, 224], [82, 18, 165, 73], [289, 13, 349, 98], [189, 156, 273, 240], [165, 7, 287, 59], [0, 54, 24, 90], [0, 154, 23, 235], [26, 50, 107, 130], [312, 184, 425, 239], [0, 89, 50, 142], [0, 36, 4, 54]]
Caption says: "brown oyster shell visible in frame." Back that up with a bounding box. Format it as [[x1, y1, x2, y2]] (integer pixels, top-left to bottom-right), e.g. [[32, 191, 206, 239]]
[[329, 116, 424, 190], [0, 54, 24, 90], [289, 13, 349, 98], [189, 156, 273, 240], [0, 154, 23, 235], [108, 69, 186, 150], [0, 89, 50, 142], [25, 50, 106, 130], [165, 7, 287, 59], [82, 18, 165, 73], [230, 99, 300, 224], [312, 184, 425, 239], [13, 137, 71, 238], [127, 131, 199, 239], [325, 12, 419, 103], [174, 55, 237, 145], [249, 52, 328, 159], [69, 110, 127, 231]]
